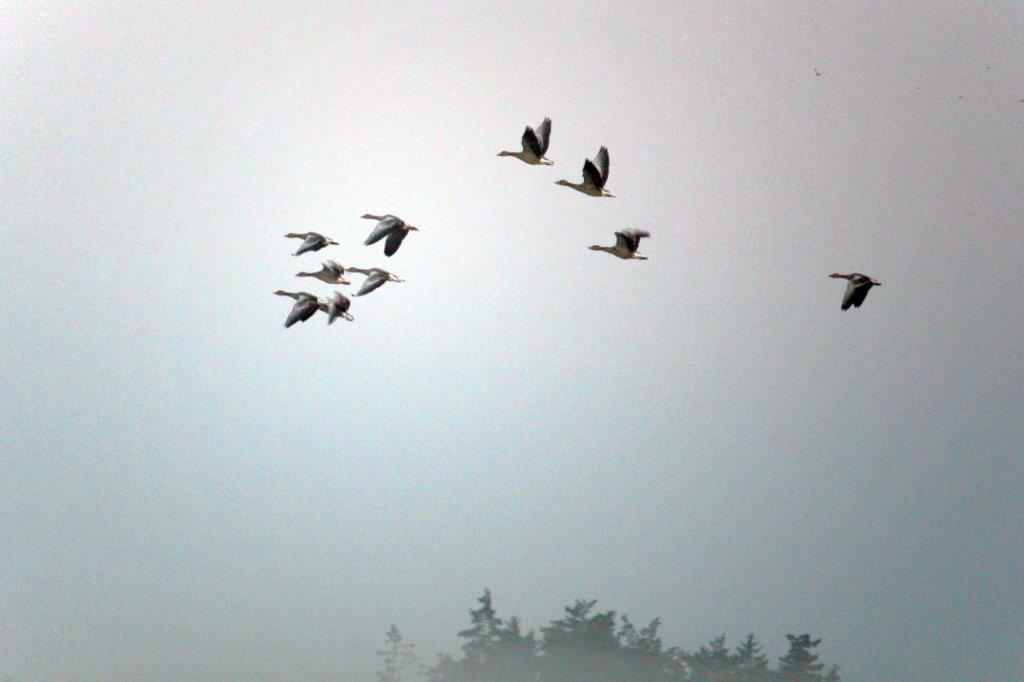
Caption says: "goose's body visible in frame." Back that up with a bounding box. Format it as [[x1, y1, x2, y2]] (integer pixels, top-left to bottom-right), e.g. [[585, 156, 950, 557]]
[[275, 290, 324, 327], [556, 146, 613, 197], [325, 291, 354, 324], [361, 214, 418, 257], [498, 117, 553, 165], [829, 272, 881, 310], [275, 290, 353, 326], [347, 267, 404, 297], [589, 230, 650, 260], [284, 232, 338, 256], [296, 260, 350, 285]]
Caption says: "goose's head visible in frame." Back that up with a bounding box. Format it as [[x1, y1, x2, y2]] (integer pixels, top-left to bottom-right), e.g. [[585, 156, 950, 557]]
[[588, 245, 604, 251], [555, 179, 573, 187], [829, 273, 847, 279], [406, 226, 419, 232]]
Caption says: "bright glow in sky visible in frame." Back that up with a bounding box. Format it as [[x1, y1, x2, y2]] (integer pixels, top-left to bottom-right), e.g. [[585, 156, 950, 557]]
[[2, 3, 1022, 680]]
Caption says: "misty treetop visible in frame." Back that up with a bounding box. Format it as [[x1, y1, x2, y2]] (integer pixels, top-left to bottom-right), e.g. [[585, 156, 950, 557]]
[[377, 590, 840, 681]]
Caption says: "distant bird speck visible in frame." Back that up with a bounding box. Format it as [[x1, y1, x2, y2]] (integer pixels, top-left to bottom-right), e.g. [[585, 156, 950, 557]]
[[814, 68, 822, 77]]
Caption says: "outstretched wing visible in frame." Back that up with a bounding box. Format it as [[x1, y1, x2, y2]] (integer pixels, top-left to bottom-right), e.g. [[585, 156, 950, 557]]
[[384, 229, 408, 257], [841, 281, 871, 310], [294, 233, 322, 256], [521, 126, 543, 158], [616, 229, 649, 252], [536, 118, 552, 155], [354, 271, 388, 296], [364, 217, 401, 246], [595, 146, 609, 185], [847, 282, 873, 309], [285, 297, 319, 327], [582, 159, 603, 189]]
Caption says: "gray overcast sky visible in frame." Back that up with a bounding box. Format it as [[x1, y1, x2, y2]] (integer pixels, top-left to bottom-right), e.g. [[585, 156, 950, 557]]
[[2, 2, 1022, 680]]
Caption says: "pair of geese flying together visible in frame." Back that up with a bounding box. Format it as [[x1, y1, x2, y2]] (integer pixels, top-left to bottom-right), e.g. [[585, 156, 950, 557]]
[[275, 290, 353, 327], [296, 261, 404, 297], [284, 214, 419, 258], [499, 118, 614, 197]]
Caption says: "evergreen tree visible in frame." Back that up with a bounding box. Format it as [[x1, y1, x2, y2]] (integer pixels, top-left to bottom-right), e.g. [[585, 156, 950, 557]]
[[618, 615, 687, 680], [427, 589, 538, 681], [778, 634, 825, 680], [734, 634, 768, 671], [540, 600, 684, 681], [376, 624, 417, 682]]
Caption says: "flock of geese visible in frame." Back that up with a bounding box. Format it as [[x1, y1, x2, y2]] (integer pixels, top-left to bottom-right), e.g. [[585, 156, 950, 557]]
[[274, 214, 417, 327], [276, 116, 880, 327]]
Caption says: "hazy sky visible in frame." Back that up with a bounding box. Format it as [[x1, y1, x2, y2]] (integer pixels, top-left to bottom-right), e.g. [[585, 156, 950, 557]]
[[2, 2, 1022, 680]]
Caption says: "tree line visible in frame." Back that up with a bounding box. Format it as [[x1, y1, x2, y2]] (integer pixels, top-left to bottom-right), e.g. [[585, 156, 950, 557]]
[[377, 590, 840, 681]]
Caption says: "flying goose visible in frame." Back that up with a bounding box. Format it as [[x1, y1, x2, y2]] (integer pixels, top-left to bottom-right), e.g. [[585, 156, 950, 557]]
[[347, 267, 404, 297], [284, 232, 338, 256], [589, 230, 650, 260], [275, 290, 323, 327], [275, 290, 353, 326], [361, 214, 419, 257], [296, 260, 350, 285], [829, 273, 881, 310], [498, 117, 553, 165], [325, 291, 354, 324], [556, 146, 613, 197]]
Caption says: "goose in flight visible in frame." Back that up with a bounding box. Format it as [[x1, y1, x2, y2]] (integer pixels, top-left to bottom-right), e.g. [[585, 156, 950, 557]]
[[829, 273, 881, 310], [296, 260, 350, 285], [347, 267, 404, 297], [362, 214, 419, 257], [556, 146, 613, 197], [275, 290, 323, 327], [498, 117, 553, 165], [275, 290, 353, 326], [325, 291, 354, 324], [589, 230, 650, 260], [284, 232, 338, 256]]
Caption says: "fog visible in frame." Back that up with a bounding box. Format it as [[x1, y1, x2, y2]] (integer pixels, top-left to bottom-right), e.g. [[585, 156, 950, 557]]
[[2, 2, 1022, 680]]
